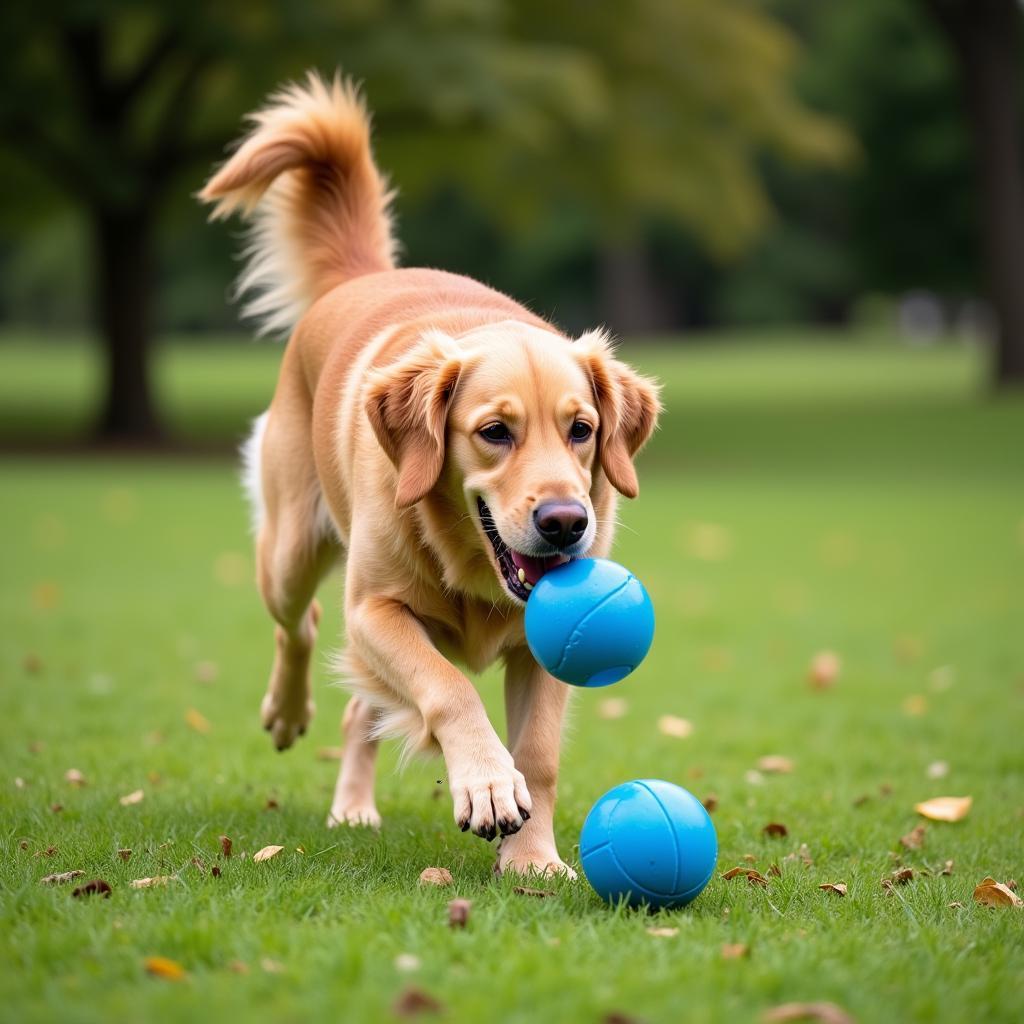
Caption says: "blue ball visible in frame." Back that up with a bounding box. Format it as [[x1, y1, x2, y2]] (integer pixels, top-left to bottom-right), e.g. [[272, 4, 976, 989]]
[[524, 558, 654, 687], [580, 780, 718, 909]]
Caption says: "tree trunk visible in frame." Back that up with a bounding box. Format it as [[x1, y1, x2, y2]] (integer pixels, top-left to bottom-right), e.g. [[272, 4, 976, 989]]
[[93, 205, 163, 440], [929, 0, 1024, 387], [598, 242, 674, 336]]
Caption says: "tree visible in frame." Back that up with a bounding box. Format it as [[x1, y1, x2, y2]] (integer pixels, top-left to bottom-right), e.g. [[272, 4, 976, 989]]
[[921, 0, 1024, 387]]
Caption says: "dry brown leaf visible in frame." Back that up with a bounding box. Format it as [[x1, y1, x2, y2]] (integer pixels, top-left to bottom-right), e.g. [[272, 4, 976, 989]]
[[819, 882, 847, 897], [763, 822, 789, 838], [144, 956, 186, 981], [658, 715, 694, 739], [117, 849, 132, 862], [914, 796, 972, 822], [72, 879, 112, 898], [447, 898, 472, 929], [722, 867, 769, 887], [882, 868, 914, 892], [784, 844, 814, 868], [940, 859, 954, 876], [316, 746, 345, 761], [64, 768, 87, 787], [758, 755, 794, 774], [253, 845, 284, 863], [762, 1002, 855, 1024], [598, 697, 629, 720], [219, 835, 232, 858], [743, 854, 758, 863], [393, 987, 443, 1017], [265, 798, 280, 811], [119, 789, 144, 807], [130, 875, 176, 889], [899, 824, 927, 850], [35, 845, 57, 858], [185, 708, 211, 734], [418, 866, 452, 886], [808, 651, 841, 689], [722, 943, 750, 959], [973, 878, 1023, 908], [768, 863, 782, 878], [513, 885, 556, 897], [50, 803, 63, 813], [18, 840, 29, 851], [702, 794, 719, 813], [948, 901, 964, 909], [40, 870, 84, 885], [646, 927, 679, 938]]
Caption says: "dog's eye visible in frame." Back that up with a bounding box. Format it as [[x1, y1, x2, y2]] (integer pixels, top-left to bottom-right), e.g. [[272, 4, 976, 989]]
[[480, 422, 513, 443], [569, 420, 593, 442]]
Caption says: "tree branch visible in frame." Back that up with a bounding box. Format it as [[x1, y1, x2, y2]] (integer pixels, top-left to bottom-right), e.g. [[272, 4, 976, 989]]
[[113, 26, 183, 107]]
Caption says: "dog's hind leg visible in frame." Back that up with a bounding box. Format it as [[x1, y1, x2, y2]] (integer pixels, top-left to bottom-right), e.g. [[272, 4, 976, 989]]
[[327, 694, 382, 828], [246, 408, 340, 751]]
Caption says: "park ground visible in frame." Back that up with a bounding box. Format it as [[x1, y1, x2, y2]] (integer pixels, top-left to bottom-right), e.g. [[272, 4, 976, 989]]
[[1, 330, 1022, 1023]]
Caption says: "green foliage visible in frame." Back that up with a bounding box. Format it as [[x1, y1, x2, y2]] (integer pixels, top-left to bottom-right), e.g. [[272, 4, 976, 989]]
[[2, 336, 1023, 1021]]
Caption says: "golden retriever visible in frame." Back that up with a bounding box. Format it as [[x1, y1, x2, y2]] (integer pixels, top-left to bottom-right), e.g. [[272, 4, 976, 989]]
[[199, 73, 660, 876]]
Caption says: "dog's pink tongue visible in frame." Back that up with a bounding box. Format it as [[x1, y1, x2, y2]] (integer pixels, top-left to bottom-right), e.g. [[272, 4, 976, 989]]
[[510, 550, 569, 586]]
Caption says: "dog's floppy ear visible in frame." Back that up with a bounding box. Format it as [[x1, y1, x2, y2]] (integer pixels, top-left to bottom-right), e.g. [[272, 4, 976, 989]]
[[365, 331, 463, 509], [575, 329, 662, 499]]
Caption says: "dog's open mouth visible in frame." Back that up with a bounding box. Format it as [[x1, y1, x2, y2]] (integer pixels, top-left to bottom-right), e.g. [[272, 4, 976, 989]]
[[477, 497, 570, 601]]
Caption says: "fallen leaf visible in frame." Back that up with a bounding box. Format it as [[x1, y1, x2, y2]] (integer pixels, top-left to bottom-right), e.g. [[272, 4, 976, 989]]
[[768, 863, 782, 878], [808, 651, 841, 689], [940, 859, 954, 876], [948, 901, 964, 909], [118, 849, 132, 862], [265, 798, 279, 811], [316, 746, 344, 761], [119, 789, 144, 807], [51, 803, 63, 813], [646, 927, 679, 938], [763, 822, 788, 838], [702, 794, 719, 813], [219, 835, 232, 858], [914, 796, 972, 822], [973, 878, 1023, 908], [900, 824, 927, 850], [447, 898, 472, 929], [882, 868, 914, 892], [758, 755, 794, 774], [64, 768, 87, 787], [72, 879, 112, 898], [393, 987, 443, 1016], [260, 958, 285, 974], [722, 943, 749, 959], [41, 870, 84, 885], [185, 708, 211, 734], [144, 956, 186, 981], [819, 882, 847, 897], [926, 760, 949, 780], [658, 715, 693, 739], [253, 845, 284, 863], [902, 694, 929, 716], [395, 953, 421, 972], [211, 865, 222, 878], [418, 866, 452, 886], [513, 886, 556, 897], [130, 875, 176, 889], [743, 854, 758, 863], [190, 856, 206, 871], [722, 867, 769, 887], [18, 840, 29, 851], [35, 845, 57, 858], [762, 1002, 854, 1024], [598, 697, 629, 720]]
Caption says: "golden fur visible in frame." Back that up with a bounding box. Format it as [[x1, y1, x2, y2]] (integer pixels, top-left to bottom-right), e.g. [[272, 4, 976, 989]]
[[200, 72, 660, 874]]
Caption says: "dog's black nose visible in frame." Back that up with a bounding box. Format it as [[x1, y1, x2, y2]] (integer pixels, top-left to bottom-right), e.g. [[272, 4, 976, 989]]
[[533, 501, 588, 550]]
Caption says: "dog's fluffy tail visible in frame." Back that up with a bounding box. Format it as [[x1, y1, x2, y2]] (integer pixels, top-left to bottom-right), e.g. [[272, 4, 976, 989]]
[[198, 72, 397, 336]]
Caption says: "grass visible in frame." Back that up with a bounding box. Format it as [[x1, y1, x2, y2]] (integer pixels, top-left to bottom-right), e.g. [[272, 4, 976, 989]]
[[2, 330, 1023, 1023]]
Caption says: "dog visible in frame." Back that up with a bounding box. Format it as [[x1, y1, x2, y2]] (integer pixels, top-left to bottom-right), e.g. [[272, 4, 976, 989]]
[[199, 72, 660, 876]]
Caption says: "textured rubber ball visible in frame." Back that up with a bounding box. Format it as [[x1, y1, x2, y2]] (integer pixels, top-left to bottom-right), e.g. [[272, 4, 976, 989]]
[[579, 779, 718, 909], [524, 558, 654, 687]]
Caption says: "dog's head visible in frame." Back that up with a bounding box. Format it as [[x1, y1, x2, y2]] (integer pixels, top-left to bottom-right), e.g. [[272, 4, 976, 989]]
[[366, 322, 660, 604]]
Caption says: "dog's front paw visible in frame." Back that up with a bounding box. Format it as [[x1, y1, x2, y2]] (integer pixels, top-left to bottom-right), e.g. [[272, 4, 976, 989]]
[[449, 753, 532, 841], [260, 688, 314, 751], [326, 796, 382, 830]]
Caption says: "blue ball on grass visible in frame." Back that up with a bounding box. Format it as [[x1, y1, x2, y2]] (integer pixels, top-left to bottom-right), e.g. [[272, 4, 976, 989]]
[[524, 558, 654, 687], [579, 779, 718, 909]]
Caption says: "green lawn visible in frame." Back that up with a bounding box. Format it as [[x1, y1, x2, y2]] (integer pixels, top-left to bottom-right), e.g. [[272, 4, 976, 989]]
[[2, 332, 1022, 1023]]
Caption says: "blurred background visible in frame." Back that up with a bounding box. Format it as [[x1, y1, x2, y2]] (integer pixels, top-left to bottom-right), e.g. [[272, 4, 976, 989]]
[[1, 0, 1022, 445]]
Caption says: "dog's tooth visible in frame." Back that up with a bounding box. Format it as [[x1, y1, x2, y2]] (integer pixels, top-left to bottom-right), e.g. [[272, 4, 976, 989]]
[[517, 568, 526, 584], [524, 580, 534, 592]]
